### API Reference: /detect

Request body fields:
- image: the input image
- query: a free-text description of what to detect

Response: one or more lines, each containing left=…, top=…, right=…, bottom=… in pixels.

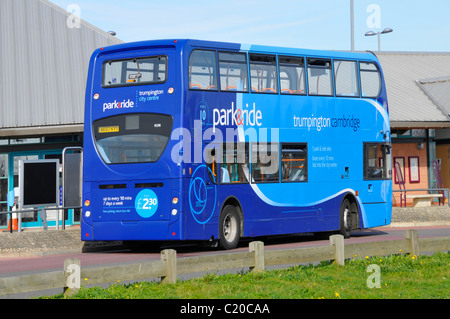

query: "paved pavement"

left=1, top=206, right=450, bottom=257
left=390, top=206, right=450, bottom=227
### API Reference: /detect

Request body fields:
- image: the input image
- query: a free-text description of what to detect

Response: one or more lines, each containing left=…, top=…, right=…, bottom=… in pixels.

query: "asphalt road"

left=1, top=225, right=449, bottom=298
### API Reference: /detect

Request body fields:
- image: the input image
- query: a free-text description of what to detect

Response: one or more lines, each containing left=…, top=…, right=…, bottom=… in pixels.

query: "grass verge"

left=43, top=252, right=449, bottom=299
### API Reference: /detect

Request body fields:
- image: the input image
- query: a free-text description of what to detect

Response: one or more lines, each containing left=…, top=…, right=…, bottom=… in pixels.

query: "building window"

left=0, top=154, right=8, bottom=226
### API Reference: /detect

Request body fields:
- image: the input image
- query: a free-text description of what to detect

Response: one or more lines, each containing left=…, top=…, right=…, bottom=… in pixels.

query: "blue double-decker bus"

left=82, top=39, right=392, bottom=249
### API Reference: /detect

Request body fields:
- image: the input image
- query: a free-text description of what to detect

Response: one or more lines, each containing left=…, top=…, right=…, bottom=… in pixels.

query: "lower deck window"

left=251, top=143, right=279, bottom=183
left=220, top=143, right=249, bottom=183
left=364, top=143, right=392, bottom=180
left=281, top=143, right=307, bottom=182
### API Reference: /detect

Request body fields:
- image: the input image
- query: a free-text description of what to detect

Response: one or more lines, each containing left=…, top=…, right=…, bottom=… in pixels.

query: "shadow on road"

left=82, top=228, right=389, bottom=255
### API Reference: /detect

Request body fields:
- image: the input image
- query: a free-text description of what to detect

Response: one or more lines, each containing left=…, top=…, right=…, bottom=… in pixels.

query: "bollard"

left=249, top=241, right=265, bottom=273
left=404, top=229, right=419, bottom=256
left=330, top=234, right=345, bottom=266
left=161, top=249, right=177, bottom=284
left=64, top=258, right=81, bottom=298
left=39, top=208, right=48, bottom=231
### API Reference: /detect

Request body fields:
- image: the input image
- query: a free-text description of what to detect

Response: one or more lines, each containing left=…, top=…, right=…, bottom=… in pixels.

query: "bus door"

left=362, top=142, right=392, bottom=225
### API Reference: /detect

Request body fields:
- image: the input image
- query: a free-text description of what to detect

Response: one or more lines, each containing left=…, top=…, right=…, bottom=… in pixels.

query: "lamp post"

left=365, top=28, right=393, bottom=51
left=350, top=0, right=354, bottom=51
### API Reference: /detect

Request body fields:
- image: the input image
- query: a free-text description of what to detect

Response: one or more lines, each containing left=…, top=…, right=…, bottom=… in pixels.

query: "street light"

left=365, top=28, right=393, bottom=51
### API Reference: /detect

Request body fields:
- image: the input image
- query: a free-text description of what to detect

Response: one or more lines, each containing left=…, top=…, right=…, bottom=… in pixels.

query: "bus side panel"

left=239, top=194, right=342, bottom=238
left=83, top=221, right=171, bottom=241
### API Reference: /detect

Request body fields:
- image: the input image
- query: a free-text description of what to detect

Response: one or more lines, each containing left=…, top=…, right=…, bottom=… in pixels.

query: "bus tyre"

left=219, top=205, right=241, bottom=250
left=339, top=198, right=352, bottom=239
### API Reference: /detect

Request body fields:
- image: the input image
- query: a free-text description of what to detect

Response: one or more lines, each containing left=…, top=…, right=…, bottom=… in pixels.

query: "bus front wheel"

left=219, top=205, right=241, bottom=250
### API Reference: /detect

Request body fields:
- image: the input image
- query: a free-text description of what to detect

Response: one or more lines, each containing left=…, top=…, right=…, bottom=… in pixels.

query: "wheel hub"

left=223, top=214, right=237, bottom=241
left=343, top=208, right=351, bottom=229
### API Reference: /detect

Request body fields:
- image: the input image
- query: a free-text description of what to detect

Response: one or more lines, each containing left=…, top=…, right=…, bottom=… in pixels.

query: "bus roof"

left=93, top=39, right=379, bottom=63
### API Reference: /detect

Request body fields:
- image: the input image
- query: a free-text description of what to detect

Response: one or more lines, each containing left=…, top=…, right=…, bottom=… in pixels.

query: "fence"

left=0, top=206, right=82, bottom=233
left=0, top=230, right=449, bottom=297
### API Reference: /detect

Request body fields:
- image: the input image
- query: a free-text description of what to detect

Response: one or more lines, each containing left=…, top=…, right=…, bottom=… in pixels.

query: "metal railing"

left=0, top=206, right=82, bottom=233
left=393, top=188, right=450, bottom=207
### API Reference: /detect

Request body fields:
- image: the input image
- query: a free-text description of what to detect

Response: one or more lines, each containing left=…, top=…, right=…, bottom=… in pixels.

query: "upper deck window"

left=103, top=56, right=167, bottom=87
left=219, top=52, right=249, bottom=92
left=334, top=60, right=360, bottom=97
left=279, top=56, right=306, bottom=95
left=189, top=50, right=218, bottom=91
left=360, top=62, right=381, bottom=98
left=307, top=58, right=333, bottom=96
left=249, top=54, right=278, bottom=93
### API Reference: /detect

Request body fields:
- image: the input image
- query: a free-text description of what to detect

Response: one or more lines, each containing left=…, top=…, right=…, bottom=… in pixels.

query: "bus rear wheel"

left=339, top=198, right=352, bottom=239
left=219, top=205, right=241, bottom=250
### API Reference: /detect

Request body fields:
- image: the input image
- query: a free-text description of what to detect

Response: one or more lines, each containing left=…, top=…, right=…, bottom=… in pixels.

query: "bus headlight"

left=171, top=209, right=178, bottom=216
left=172, top=197, right=178, bottom=204
left=85, top=211, right=91, bottom=218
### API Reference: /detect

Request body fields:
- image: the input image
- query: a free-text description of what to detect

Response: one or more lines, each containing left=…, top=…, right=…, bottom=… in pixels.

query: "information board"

left=63, top=149, right=82, bottom=207
left=20, top=159, right=59, bottom=208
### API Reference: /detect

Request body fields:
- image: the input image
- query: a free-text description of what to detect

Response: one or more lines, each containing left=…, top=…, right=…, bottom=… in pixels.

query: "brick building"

left=377, top=52, right=450, bottom=206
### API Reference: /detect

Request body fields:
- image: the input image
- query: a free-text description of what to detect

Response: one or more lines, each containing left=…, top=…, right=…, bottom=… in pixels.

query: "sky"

left=49, top=0, right=450, bottom=52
